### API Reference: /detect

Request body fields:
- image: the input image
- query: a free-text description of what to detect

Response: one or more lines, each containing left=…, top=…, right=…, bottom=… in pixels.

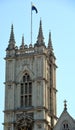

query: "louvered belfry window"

left=21, top=73, right=32, bottom=107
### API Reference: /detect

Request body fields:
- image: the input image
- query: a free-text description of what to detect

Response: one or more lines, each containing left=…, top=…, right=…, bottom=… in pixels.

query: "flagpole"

left=31, top=2, right=32, bottom=44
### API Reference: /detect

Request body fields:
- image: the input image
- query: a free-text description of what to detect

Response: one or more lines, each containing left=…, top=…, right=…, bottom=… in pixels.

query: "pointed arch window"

left=20, top=73, right=32, bottom=107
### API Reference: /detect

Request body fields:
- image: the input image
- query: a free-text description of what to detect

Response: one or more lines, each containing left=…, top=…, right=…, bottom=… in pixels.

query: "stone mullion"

left=24, top=83, right=25, bottom=107
left=27, top=82, right=29, bottom=106
left=11, top=124, right=14, bottom=130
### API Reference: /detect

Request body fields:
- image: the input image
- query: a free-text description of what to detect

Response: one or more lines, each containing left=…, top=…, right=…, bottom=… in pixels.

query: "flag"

left=32, top=5, right=38, bottom=13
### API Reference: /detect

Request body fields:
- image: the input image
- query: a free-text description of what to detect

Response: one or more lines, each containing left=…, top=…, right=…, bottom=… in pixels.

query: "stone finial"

left=64, top=100, right=67, bottom=111
left=36, top=19, right=45, bottom=46
left=48, top=31, right=53, bottom=50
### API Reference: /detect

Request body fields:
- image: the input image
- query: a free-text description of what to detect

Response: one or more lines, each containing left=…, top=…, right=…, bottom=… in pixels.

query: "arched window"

left=62, top=121, right=70, bottom=130
left=20, top=73, right=32, bottom=107
left=63, top=123, right=69, bottom=130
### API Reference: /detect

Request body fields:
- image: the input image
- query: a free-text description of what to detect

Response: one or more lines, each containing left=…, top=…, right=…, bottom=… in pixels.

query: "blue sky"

left=0, top=0, right=75, bottom=129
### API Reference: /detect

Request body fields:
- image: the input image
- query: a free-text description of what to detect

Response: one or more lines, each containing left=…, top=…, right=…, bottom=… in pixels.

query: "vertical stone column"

left=11, top=124, right=14, bottom=130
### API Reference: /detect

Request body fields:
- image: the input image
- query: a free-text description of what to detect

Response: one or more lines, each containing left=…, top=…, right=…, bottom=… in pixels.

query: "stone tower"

left=4, top=20, right=57, bottom=130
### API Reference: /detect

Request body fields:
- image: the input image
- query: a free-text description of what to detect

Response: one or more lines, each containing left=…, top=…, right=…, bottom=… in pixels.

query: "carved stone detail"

left=16, top=112, right=33, bottom=129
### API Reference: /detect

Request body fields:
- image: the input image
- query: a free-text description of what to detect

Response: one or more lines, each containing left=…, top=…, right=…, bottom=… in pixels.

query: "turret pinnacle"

left=6, top=24, right=16, bottom=50
left=48, top=32, right=53, bottom=50
left=22, top=35, right=24, bottom=46
left=20, top=35, right=25, bottom=49
left=36, top=20, right=45, bottom=46
left=9, top=24, right=15, bottom=44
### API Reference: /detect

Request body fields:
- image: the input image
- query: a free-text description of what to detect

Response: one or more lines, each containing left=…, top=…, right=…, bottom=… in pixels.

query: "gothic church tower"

left=4, top=20, right=57, bottom=130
